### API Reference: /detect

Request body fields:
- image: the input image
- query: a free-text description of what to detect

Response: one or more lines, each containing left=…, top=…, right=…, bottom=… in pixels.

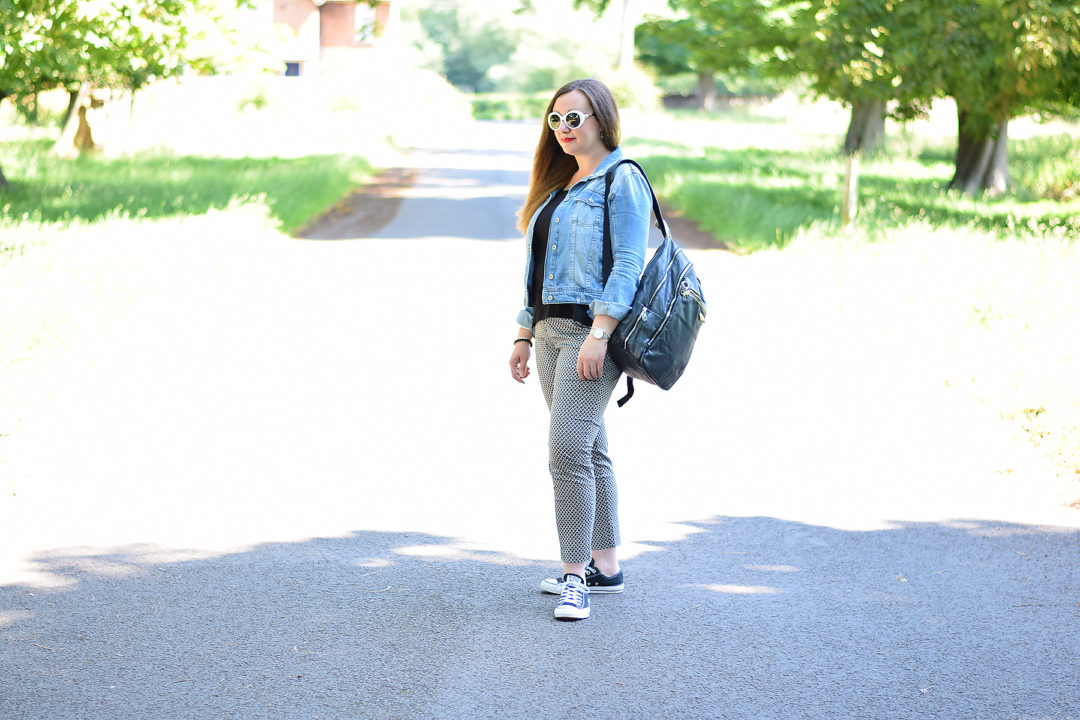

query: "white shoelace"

left=559, top=581, right=586, bottom=606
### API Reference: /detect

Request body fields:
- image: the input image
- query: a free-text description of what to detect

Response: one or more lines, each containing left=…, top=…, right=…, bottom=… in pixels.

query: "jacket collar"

left=587, top=146, right=625, bottom=182
left=546, top=147, right=625, bottom=200
left=544, top=146, right=630, bottom=201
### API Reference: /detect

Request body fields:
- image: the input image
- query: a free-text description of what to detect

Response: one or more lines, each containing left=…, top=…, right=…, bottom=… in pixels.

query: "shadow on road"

left=3, top=517, right=1077, bottom=719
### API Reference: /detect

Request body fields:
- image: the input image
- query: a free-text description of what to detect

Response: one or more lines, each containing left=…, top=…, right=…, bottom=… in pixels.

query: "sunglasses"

left=547, top=110, right=594, bottom=131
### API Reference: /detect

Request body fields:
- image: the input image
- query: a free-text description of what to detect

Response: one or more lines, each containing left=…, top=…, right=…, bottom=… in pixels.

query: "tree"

left=780, top=0, right=929, bottom=157
left=0, top=0, right=244, bottom=184
left=636, top=0, right=789, bottom=110
left=785, top=0, right=1080, bottom=194
left=916, top=0, right=1080, bottom=194
left=415, top=8, right=517, bottom=92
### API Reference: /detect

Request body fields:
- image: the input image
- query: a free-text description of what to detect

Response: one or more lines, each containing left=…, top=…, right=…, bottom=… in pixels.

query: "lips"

left=561, top=137, right=574, bottom=143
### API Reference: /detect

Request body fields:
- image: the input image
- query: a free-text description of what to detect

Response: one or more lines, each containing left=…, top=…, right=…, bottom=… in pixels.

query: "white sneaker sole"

left=540, top=578, right=624, bottom=595
left=554, top=604, right=590, bottom=620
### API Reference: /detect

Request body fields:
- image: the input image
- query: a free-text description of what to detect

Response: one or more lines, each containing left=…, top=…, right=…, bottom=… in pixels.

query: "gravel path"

left=2, top=120, right=1078, bottom=720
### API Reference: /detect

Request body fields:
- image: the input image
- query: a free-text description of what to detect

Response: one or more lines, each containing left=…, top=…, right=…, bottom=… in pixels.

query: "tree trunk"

left=59, top=88, right=80, bottom=130
left=843, top=99, right=886, bottom=156
left=53, top=82, right=92, bottom=158
left=697, top=71, right=717, bottom=112
left=949, top=107, right=1010, bottom=195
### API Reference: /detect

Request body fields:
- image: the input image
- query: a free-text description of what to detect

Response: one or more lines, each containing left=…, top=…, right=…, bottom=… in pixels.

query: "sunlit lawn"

left=623, top=100, right=1080, bottom=483
left=624, top=107, right=1080, bottom=252
left=2, top=87, right=1078, bottom=484
left=0, top=139, right=373, bottom=240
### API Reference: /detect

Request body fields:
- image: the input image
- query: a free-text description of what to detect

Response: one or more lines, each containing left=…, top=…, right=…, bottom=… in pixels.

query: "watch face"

left=592, top=328, right=605, bottom=339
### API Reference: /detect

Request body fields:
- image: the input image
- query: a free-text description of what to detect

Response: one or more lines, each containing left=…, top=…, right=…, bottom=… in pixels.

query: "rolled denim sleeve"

left=590, top=165, right=650, bottom=322
left=516, top=305, right=534, bottom=331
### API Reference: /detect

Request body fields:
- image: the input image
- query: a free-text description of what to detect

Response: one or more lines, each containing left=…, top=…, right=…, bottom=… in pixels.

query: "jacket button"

left=554, top=218, right=559, bottom=223
left=547, top=295, right=553, bottom=301
left=548, top=274, right=554, bottom=280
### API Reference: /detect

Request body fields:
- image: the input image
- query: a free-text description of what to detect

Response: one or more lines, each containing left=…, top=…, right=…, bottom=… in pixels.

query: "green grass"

left=625, top=128, right=1080, bottom=252
left=469, top=92, right=551, bottom=121
left=0, top=140, right=374, bottom=247
left=625, top=106, right=1080, bottom=483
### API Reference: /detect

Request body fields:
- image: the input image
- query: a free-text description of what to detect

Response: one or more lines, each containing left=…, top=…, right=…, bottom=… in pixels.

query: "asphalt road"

left=2, top=121, right=1079, bottom=720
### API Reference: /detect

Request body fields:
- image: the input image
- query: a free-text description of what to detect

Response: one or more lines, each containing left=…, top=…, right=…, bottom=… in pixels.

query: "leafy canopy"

left=0, top=0, right=246, bottom=99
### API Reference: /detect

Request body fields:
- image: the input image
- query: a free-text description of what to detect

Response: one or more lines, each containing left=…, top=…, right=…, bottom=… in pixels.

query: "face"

left=550, top=90, right=604, bottom=158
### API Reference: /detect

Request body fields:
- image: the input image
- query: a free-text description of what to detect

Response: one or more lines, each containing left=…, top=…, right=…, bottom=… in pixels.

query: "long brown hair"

left=517, top=78, right=621, bottom=234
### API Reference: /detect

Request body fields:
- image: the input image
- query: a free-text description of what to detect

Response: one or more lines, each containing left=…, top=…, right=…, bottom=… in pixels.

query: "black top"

left=529, top=189, right=591, bottom=327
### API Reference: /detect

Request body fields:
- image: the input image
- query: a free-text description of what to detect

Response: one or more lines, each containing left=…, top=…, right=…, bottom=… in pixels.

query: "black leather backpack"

left=602, top=159, right=707, bottom=407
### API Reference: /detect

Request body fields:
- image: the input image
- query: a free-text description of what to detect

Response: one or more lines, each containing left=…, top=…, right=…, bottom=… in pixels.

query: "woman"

left=508, top=78, right=651, bottom=621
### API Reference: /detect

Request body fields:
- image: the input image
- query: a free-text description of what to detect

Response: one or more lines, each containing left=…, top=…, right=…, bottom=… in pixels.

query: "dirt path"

left=297, top=128, right=724, bottom=249
left=296, top=167, right=419, bottom=240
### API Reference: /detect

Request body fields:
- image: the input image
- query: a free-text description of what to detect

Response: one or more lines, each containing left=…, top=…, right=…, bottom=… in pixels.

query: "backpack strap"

left=601, top=158, right=668, bottom=283
left=600, top=158, right=667, bottom=408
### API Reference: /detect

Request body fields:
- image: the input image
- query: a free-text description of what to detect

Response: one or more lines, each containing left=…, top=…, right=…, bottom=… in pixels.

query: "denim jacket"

left=517, top=147, right=651, bottom=331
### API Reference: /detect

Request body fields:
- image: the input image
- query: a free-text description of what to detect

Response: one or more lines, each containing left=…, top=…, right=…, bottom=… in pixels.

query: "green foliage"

left=1009, top=134, right=1080, bottom=200
left=0, top=0, right=86, bottom=98
left=0, top=140, right=373, bottom=234
left=402, top=0, right=631, bottom=95
left=782, top=0, right=916, bottom=107
left=943, top=0, right=1080, bottom=132
left=572, top=0, right=612, bottom=12
left=624, top=126, right=1080, bottom=252
left=637, top=0, right=789, bottom=78
left=635, top=21, right=694, bottom=77
left=415, top=8, right=517, bottom=92
left=0, top=0, right=238, bottom=99
left=7, top=93, right=64, bottom=127
left=783, top=0, right=1080, bottom=132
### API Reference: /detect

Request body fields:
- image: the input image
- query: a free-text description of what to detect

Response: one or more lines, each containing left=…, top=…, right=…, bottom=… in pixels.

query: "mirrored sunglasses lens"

left=547, top=113, right=561, bottom=130
left=565, top=112, right=583, bottom=129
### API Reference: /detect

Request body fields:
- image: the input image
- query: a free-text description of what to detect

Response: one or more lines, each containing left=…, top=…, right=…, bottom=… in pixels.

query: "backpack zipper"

left=620, top=249, right=682, bottom=348
left=646, top=263, right=697, bottom=348
left=681, top=284, right=707, bottom=322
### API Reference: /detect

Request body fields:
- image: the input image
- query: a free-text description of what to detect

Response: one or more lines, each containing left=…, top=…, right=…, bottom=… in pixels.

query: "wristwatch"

left=591, top=327, right=611, bottom=341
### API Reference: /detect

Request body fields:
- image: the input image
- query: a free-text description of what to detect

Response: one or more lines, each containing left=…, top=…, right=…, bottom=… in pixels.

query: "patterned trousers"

left=533, top=317, right=622, bottom=564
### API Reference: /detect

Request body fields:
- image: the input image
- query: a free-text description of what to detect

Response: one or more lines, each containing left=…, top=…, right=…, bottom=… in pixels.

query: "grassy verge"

left=0, top=140, right=373, bottom=254
left=625, top=130, right=1080, bottom=253
left=625, top=103, right=1079, bottom=484
left=469, top=92, right=551, bottom=121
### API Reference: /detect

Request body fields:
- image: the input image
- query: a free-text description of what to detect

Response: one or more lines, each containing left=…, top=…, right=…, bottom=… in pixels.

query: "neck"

left=574, top=149, right=610, bottom=179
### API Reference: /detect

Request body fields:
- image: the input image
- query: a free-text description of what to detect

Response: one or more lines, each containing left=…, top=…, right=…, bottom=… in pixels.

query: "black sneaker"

left=553, top=574, right=590, bottom=620
left=540, top=561, right=624, bottom=595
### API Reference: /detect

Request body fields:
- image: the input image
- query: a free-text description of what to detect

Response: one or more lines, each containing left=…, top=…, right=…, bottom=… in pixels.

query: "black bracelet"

left=514, top=337, right=532, bottom=346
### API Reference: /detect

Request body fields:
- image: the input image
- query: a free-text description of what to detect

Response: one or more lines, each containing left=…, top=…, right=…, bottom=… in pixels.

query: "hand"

left=509, top=342, right=531, bottom=384
left=576, top=335, right=608, bottom=381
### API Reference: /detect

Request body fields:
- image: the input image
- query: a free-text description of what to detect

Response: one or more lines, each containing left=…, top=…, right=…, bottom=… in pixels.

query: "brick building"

left=273, top=0, right=398, bottom=76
